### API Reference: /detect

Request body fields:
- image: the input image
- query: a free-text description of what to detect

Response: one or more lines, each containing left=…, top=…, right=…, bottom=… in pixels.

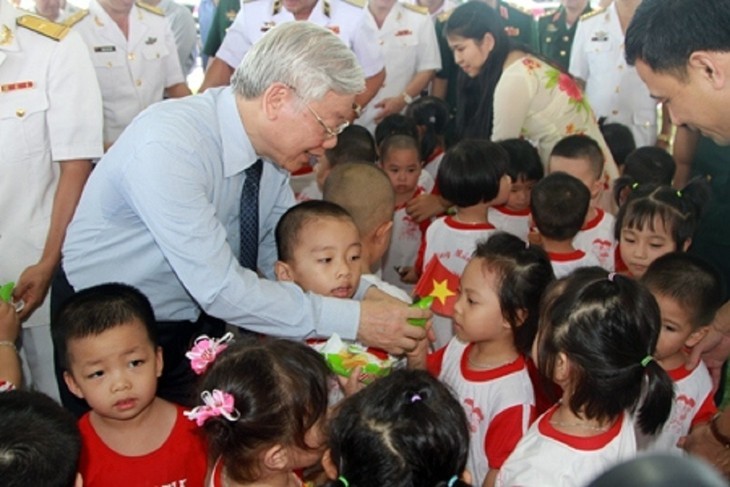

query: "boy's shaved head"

left=323, top=163, right=395, bottom=236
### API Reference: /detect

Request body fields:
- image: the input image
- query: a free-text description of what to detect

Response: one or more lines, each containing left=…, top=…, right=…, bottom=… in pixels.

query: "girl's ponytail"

left=636, top=356, right=674, bottom=435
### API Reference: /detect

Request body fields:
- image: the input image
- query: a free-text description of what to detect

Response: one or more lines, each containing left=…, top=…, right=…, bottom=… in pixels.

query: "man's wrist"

left=710, top=412, right=730, bottom=449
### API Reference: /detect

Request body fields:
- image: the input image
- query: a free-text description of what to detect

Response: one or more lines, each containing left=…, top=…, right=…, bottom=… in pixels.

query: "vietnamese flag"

left=413, top=255, right=460, bottom=316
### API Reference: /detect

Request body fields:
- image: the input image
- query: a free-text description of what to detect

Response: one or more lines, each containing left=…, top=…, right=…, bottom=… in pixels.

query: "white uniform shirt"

left=434, top=339, right=535, bottom=486
left=0, top=3, right=103, bottom=327
left=572, top=208, right=615, bottom=271
left=637, top=363, right=716, bottom=455
left=409, top=0, right=459, bottom=19
left=71, top=0, right=185, bottom=144
left=548, top=249, right=601, bottom=279
left=497, top=406, right=637, bottom=487
left=569, top=3, right=659, bottom=147
left=488, top=205, right=531, bottom=242
left=358, top=1, right=441, bottom=131
left=216, top=0, right=385, bottom=77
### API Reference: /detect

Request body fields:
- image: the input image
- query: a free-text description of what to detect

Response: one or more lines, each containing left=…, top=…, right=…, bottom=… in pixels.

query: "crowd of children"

left=2, top=98, right=727, bottom=487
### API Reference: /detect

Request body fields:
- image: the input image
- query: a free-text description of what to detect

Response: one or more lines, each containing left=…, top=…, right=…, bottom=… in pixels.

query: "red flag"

left=413, top=255, right=460, bottom=316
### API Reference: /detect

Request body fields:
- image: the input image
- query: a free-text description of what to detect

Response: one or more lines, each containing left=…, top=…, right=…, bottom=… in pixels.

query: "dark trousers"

left=50, top=267, right=226, bottom=417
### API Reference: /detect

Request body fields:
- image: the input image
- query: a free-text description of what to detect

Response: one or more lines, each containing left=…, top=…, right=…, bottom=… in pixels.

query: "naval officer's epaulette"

left=402, top=2, right=428, bottom=15
left=580, top=7, right=605, bottom=21
left=342, top=0, right=366, bottom=8
left=437, top=7, right=453, bottom=23
left=136, top=1, right=165, bottom=16
left=16, top=14, right=69, bottom=41
left=62, top=9, right=89, bottom=28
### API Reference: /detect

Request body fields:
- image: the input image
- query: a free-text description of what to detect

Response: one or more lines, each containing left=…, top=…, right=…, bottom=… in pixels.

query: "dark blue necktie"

left=239, top=159, right=263, bottom=271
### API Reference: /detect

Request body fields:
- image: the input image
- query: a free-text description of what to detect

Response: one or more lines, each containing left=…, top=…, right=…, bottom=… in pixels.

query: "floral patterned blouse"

left=493, top=55, right=619, bottom=180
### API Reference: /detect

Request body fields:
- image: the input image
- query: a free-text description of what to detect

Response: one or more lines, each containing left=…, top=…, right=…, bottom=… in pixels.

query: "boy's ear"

left=686, top=326, right=710, bottom=348
left=321, top=448, right=339, bottom=481
left=155, top=346, right=164, bottom=378
left=262, top=444, right=289, bottom=472
left=274, top=260, right=294, bottom=282
left=63, top=371, right=84, bottom=400
left=682, top=238, right=692, bottom=252
left=374, top=220, right=394, bottom=244
left=589, top=177, right=604, bottom=201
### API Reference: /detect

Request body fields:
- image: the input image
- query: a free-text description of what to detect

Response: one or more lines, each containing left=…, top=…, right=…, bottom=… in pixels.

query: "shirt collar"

left=217, top=87, right=260, bottom=177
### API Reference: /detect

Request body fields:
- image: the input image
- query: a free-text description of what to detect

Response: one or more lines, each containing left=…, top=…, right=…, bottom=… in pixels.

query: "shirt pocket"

left=90, top=48, right=127, bottom=93
left=0, top=88, right=49, bottom=162
left=141, top=41, right=170, bottom=61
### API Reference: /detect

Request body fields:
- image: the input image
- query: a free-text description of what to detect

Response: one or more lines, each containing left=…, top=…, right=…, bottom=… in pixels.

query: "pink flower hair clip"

left=184, top=389, right=241, bottom=426
left=185, top=332, right=234, bottom=375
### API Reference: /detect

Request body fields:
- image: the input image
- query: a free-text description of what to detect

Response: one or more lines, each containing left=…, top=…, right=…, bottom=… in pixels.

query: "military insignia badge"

left=145, top=36, right=157, bottom=45
left=225, top=9, right=237, bottom=21
left=1, top=80, right=34, bottom=92
left=504, top=26, right=520, bottom=37
left=546, top=23, right=557, bottom=32
left=0, top=24, right=12, bottom=46
left=590, top=30, right=608, bottom=42
left=261, top=20, right=275, bottom=32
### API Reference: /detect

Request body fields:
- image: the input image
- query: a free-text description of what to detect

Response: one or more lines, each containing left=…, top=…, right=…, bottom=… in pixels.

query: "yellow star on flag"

left=429, top=278, right=456, bottom=306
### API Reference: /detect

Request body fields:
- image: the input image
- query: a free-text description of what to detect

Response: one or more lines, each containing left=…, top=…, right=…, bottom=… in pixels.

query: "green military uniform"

left=203, top=0, right=241, bottom=58
left=537, top=3, right=591, bottom=70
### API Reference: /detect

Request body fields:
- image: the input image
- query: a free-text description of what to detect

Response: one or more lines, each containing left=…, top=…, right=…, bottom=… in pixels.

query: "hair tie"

left=631, top=182, right=639, bottom=189
left=641, top=355, right=654, bottom=367
left=447, top=475, right=459, bottom=487
left=525, top=240, right=530, bottom=249
left=184, top=389, right=241, bottom=426
left=338, top=476, right=350, bottom=487
left=676, top=189, right=683, bottom=198
left=607, top=272, right=616, bottom=282
left=428, top=115, right=436, bottom=124
left=186, top=332, right=234, bottom=375
left=410, top=393, right=422, bottom=403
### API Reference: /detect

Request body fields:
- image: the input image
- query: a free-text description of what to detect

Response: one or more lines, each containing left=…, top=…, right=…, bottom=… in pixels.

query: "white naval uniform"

left=70, top=0, right=185, bottom=145
left=0, top=2, right=103, bottom=398
left=359, top=1, right=441, bottom=132
left=216, top=0, right=385, bottom=77
left=409, top=0, right=459, bottom=19
left=569, top=3, right=659, bottom=147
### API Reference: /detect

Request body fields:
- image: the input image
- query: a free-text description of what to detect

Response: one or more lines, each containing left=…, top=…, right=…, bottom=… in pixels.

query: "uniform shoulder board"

left=537, top=8, right=558, bottom=21
left=341, top=0, right=366, bottom=8
left=62, top=9, right=89, bottom=27
left=501, top=0, right=533, bottom=17
left=135, top=1, right=165, bottom=16
left=16, top=14, right=69, bottom=41
left=436, top=7, right=453, bottom=23
left=580, top=7, right=605, bottom=21
left=242, top=0, right=256, bottom=3
left=402, top=2, right=428, bottom=15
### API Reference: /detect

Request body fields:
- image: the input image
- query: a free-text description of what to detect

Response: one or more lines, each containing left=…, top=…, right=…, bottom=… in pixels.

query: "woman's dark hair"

left=473, top=232, right=555, bottom=355
left=445, top=2, right=511, bottom=139
left=437, top=139, right=508, bottom=207
left=198, top=339, right=330, bottom=483
left=536, top=268, right=673, bottom=435
left=406, top=96, right=450, bottom=162
left=327, top=369, right=470, bottom=487
left=614, top=177, right=712, bottom=248
left=497, top=138, right=544, bottom=183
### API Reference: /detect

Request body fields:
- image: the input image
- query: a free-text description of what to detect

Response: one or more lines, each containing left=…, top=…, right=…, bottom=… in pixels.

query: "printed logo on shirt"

left=464, top=398, right=485, bottom=433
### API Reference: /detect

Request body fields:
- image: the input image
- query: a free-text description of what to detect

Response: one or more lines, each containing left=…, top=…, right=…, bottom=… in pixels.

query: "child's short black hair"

left=599, top=120, right=636, bottom=168
left=379, top=134, right=421, bottom=162
left=275, top=200, right=354, bottom=262
left=642, top=252, right=724, bottom=329
left=473, top=232, right=555, bottom=355
left=531, top=172, right=590, bottom=241
left=324, top=124, right=377, bottom=166
left=497, top=138, right=544, bottom=183
left=550, top=134, right=605, bottom=179
left=53, top=283, right=157, bottom=371
left=328, top=369, right=470, bottom=487
left=0, top=390, right=81, bottom=487
left=437, top=139, right=508, bottom=208
left=374, top=114, right=419, bottom=149
left=537, top=268, right=673, bottom=435
left=405, top=95, right=450, bottom=161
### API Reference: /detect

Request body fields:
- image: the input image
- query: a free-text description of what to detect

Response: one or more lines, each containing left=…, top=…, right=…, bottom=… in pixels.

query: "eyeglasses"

left=289, top=86, right=349, bottom=139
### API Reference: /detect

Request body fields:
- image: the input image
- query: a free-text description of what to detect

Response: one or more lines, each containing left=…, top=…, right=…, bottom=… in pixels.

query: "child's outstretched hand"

left=338, top=366, right=369, bottom=397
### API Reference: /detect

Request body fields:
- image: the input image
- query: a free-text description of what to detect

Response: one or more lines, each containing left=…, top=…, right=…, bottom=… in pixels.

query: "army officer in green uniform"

left=537, top=0, right=591, bottom=70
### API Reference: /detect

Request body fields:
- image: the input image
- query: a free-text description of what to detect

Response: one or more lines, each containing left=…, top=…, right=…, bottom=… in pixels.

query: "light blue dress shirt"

left=63, top=87, right=360, bottom=340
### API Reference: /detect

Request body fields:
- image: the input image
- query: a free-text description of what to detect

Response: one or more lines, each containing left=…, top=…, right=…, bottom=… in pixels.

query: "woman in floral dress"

left=445, top=1, right=618, bottom=179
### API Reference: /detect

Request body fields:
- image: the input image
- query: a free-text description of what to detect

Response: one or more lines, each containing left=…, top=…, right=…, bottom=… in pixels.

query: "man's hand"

left=13, top=261, right=54, bottom=321
left=357, top=295, right=429, bottom=355
left=687, top=300, right=730, bottom=391
left=679, top=416, right=730, bottom=477
left=405, top=193, right=448, bottom=223
left=373, top=96, right=407, bottom=124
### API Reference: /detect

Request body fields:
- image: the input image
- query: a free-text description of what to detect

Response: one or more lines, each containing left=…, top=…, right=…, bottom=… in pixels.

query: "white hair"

left=231, top=21, right=365, bottom=101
